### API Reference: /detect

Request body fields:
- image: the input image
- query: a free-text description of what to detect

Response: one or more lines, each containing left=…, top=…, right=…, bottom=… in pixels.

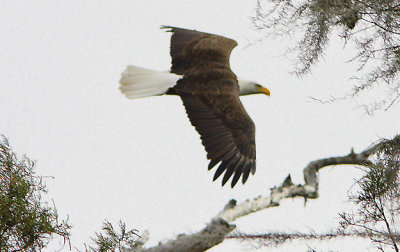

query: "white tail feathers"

left=119, top=66, right=180, bottom=99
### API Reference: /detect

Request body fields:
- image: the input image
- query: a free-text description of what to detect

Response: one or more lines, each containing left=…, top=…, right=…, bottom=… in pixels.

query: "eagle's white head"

left=237, top=77, right=270, bottom=96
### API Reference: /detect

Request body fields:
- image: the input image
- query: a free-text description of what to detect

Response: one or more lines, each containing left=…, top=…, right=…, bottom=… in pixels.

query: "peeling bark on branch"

left=133, top=142, right=385, bottom=252
left=142, top=219, right=235, bottom=252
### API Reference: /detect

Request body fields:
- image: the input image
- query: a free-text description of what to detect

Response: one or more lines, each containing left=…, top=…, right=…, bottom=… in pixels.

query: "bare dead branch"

left=130, top=139, right=389, bottom=252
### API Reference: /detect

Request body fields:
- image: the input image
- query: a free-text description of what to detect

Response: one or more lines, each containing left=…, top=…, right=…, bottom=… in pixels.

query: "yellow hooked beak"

left=256, top=85, right=270, bottom=96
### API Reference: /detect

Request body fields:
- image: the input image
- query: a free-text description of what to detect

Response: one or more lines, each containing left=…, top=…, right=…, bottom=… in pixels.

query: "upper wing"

left=162, top=26, right=238, bottom=75
left=177, top=80, right=256, bottom=188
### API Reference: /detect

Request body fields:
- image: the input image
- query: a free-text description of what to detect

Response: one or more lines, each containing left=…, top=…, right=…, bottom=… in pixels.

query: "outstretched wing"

left=162, top=26, right=237, bottom=76
left=163, top=26, right=256, bottom=187
left=179, top=89, right=256, bottom=188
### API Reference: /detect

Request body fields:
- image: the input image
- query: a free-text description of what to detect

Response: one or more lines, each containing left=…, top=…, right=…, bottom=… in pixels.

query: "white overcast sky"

left=1, top=1, right=399, bottom=251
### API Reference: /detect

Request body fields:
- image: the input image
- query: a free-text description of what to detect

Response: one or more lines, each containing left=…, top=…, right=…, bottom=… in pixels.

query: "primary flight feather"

left=120, top=26, right=270, bottom=188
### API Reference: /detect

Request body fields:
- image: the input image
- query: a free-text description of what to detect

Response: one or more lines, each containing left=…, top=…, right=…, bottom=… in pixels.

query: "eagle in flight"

left=119, top=26, right=270, bottom=188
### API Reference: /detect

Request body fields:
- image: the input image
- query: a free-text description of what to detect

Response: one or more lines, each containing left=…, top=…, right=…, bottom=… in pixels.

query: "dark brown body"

left=162, top=26, right=257, bottom=187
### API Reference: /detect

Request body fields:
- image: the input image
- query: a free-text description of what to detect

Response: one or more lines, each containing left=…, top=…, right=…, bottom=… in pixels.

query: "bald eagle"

left=120, top=26, right=270, bottom=188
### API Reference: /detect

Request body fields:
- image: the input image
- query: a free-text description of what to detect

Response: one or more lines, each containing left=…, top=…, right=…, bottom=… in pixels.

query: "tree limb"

left=133, top=141, right=386, bottom=252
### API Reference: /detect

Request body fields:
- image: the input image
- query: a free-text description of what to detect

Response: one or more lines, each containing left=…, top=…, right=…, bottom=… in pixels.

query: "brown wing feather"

left=177, top=83, right=256, bottom=188
left=162, top=26, right=237, bottom=75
